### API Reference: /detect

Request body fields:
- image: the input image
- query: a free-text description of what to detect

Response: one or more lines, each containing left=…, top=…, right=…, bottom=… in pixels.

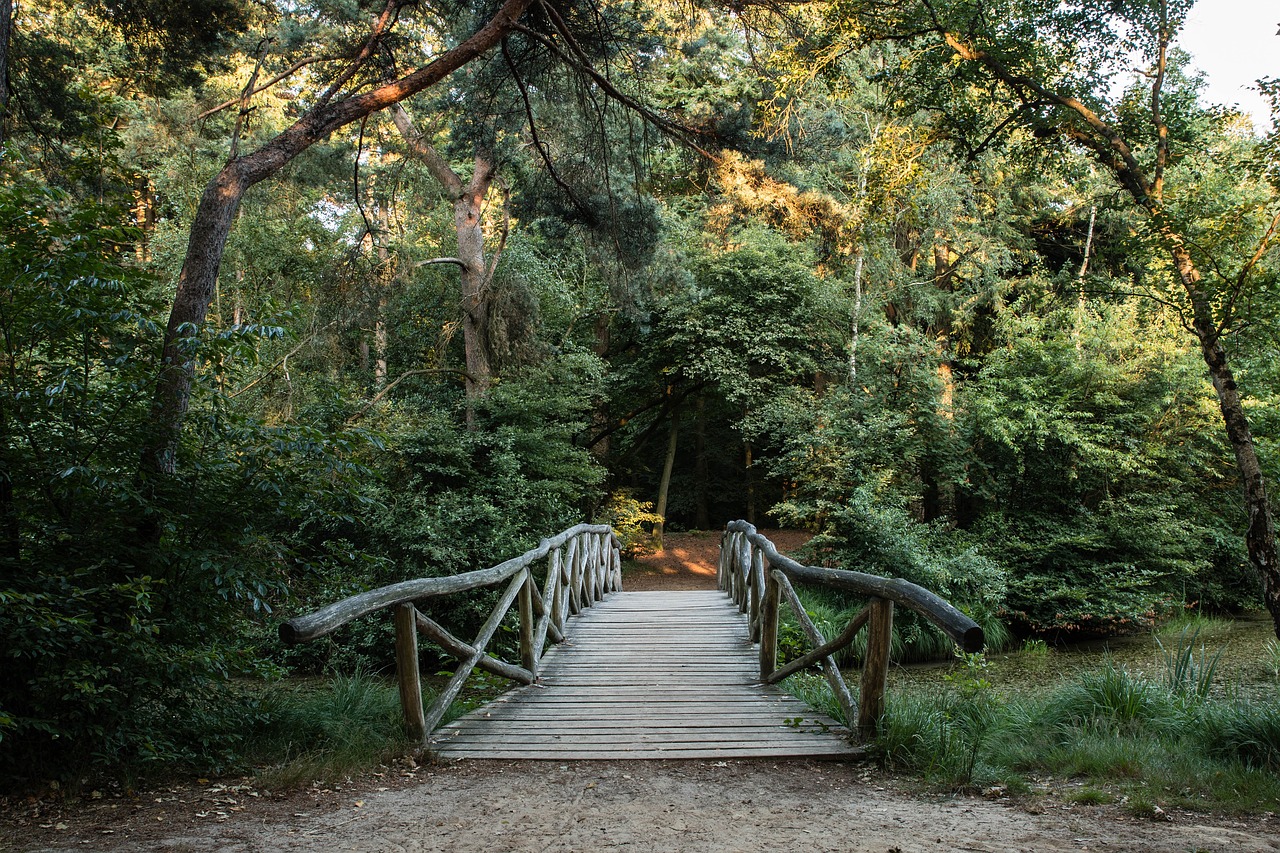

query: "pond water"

left=886, top=611, right=1280, bottom=702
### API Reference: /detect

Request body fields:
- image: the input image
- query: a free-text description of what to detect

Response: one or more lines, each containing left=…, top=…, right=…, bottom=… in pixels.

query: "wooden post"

left=566, top=537, right=582, bottom=615
left=549, top=548, right=566, bottom=634
left=749, top=546, right=766, bottom=642
left=519, top=568, right=536, bottom=676
left=736, top=536, right=751, bottom=614
left=759, top=566, right=780, bottom=679
left=858, top=597, right=894, bottom=739
left=393, top=603, right=427, bottom=743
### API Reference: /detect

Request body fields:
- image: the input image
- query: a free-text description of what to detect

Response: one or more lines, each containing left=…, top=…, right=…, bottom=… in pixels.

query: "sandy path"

left=625, top=529, right=810, bottom=591
left=21, top=759, right=1277, bottom=853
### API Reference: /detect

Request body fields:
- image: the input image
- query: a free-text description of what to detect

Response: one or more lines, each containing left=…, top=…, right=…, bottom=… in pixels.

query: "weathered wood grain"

left=393, top=603, right=427, bottom=742
left=280, top=523, right=615, bottom=644
left=858, top=597, right=894, bottom=738
left=723, top=520, right=983, bottom=652
left=432, top=590, right=860, bottom=760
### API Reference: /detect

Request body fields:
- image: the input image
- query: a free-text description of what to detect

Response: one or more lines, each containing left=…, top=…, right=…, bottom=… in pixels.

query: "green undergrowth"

left=97, top=669, right=509, bottom=793
left=784, top=640, right=1280, bottom=813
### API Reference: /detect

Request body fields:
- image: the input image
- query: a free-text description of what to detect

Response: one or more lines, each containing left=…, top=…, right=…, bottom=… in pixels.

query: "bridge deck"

left=430, top=590, right=860, bottom=759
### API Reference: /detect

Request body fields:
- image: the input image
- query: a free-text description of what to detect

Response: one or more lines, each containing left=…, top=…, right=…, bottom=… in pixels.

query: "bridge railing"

left=719, top=520, right=983, bottom=738
left=280, top=523, right=622, bottom=744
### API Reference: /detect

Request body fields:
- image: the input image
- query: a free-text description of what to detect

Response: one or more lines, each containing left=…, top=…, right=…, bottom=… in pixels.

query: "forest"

left=1, top=0, right=1279, bottom=787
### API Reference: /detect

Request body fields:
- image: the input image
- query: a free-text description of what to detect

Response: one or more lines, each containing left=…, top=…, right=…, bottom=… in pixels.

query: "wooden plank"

left=433, top=589, right=860, bottom=760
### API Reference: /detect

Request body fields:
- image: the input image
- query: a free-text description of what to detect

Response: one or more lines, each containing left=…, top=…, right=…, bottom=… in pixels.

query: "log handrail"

left=280, top=523, right=622, bottom=743
left=719, top=520, right=984, bottom=738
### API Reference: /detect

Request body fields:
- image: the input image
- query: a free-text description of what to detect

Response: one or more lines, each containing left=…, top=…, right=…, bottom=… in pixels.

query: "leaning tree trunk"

left=654, top=412, right=679, bottom=549
left=1172, top=240, right=1280, bottom=635
left=0, top=0, right=10, bottom=147
left=141, top=0, right=533, bottom=475
left=938, top=26, right=1280, bottom=638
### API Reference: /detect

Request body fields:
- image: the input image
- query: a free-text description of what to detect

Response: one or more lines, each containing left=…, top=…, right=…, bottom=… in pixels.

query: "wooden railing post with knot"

left=279, top=524, right=623, bottom=744
left=719, top=521, right=984, bottom=739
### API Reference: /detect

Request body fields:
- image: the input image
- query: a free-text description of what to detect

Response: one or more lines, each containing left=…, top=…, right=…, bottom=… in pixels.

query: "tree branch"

left=392, top=103, right=464, bottom=197
left=348, top=368, right=472, bottom=421
left=416, top=257, right=467, bottom=269
left=197, top=55, right=330, bottom=121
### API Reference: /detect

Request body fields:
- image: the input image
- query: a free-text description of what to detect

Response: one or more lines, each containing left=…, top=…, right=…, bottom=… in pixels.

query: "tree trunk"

left=654, top=411, right=679, bottom=548
left=744, top=440, right=756, bottom=526
left=392, top=106, right=500, bottom=401
left=0, top=0, right=10, bottom=146
left=590, top=313, right=611, bottom=464
left=456, top=158, right=496, bottom=399
left=1171, top=240, right=1280, bottom=635
left=694, top=393, right=709, bottom=529
left=0, top=448, right=17, bottom=560
left=141, top=0, right=533, bottom=475
left=374, top=268, right=389, bottom=390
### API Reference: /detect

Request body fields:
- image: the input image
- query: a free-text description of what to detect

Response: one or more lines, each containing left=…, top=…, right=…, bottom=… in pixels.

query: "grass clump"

left=246, top=672, right=411, bottom=788
left=806, top=647, right=1280, bottom=812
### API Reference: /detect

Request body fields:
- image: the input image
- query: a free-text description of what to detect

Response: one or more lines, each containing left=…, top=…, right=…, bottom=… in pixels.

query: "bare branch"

left=228, top=321, right=339, bottom=399
left=229, top=38, right=271, bottom=161
left=197, top=55, right=330, bottom=121
left=348, top=368, right=472, bottom=420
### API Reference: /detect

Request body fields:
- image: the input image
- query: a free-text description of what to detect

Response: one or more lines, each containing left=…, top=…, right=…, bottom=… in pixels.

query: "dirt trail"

left=624, top=529, right=810, bottom=591
left=9, top=759, right=1276, bottom=852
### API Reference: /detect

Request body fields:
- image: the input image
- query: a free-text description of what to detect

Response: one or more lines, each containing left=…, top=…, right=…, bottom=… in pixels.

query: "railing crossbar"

left=280, top=523, right=622, bottom=744
left=773, top=569, right=856, bottom=726
left=764, top=599, right=871, bottom=686
left=718, top=520, right=983, bottom=740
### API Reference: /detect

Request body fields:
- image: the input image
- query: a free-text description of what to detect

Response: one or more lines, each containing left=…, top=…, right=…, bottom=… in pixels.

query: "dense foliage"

left=1, top=0, right=1276, bottom=784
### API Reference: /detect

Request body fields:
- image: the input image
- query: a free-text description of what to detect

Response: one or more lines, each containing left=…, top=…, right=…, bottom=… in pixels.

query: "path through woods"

left=8, top=531, right=1277, bottom=852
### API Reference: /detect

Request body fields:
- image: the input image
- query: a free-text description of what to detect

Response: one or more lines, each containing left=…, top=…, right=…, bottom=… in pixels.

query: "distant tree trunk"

left=591, top=313, right=611, bottom=463
left=0, top=447, right=17, bottom=560
left=133, top=176, right=155, bottom=262
left=141, top=0, right=532, bottom=475
left=694, top=393, right=709, bottom=529
left=744, top=440, right=756, bottom=526
left=924, top=235, right=957, bottom=524
left=654, top=411, right=679, bottom=548
left=393, top=106, right=503, bottom=401
left=0, top=0, right=10, bottom=147
left=374, top=240, right=390, bottom=389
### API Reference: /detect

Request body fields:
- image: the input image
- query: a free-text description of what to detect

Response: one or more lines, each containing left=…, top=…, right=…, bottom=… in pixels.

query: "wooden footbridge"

left=282, top=522, right=983, bottom=760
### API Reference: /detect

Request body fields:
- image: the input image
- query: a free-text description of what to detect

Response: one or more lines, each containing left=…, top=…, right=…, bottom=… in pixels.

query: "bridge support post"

left=519, top=569, right=537, bottom=677
left=759, top=567, right=780, bottom=678
left=858, top=597, right=894, bottom=739
left=393, top=603, right=428, bottom=743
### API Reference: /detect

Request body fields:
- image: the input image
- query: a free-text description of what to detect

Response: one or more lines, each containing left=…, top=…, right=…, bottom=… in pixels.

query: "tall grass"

left=922, top=660, right=1280, bottom=809
left=1155, top=626, right=1224, bottom=700
left=783, top=646, right=1280, bottom=811
left=247, top=672, right=412, bottom=787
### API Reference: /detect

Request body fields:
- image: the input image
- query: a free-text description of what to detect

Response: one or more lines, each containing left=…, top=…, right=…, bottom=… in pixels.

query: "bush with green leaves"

left=0, top=170, right=380, bottom=784
left=961, top=300, right=1253, bottom=633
